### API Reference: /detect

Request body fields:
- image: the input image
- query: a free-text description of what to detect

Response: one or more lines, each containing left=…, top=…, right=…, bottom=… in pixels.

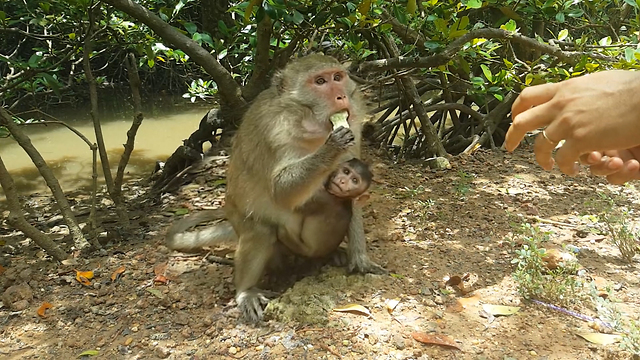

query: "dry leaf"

left=576, top=333, right=622, bottom=345
left=445, top=275, right=462, bottom=286
left=153, top=275, right=169, bottom=284
left=482, top=304, right=520, bottom=316
left=75, top=269, right=94, bottom=286
left=110, top=266, right=126, bottom=282
left=154, top=262, right=167, bottom=277
left=411, top=332, right=461, bottom=350
left=332, top=304, right=373, bottom=318
left=0, top=265, right=5, bottom=275
left=37, top=302, right=53, bottom=317
left=146, top=288, right=164, bottom=299
left=385, top=298, right=401, bottom=314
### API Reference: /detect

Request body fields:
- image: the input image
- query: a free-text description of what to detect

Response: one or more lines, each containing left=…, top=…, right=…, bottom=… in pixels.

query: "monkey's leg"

left=346, top=206, right=387, bottom=274
left=233, top=221, right=277, bottom=323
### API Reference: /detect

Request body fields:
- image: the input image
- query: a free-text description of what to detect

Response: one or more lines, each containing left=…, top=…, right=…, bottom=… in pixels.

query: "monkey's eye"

left=315, top=77, right=326, bottom=85
left=343, top=168, right=350, bottom=175
left=352, top=177, right=359, bottom=184
left=333, top=73, right=342, bottom=81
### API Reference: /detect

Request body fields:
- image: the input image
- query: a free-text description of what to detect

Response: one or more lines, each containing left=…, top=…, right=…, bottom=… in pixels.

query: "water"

left=0, top=99, right=213, bottom=198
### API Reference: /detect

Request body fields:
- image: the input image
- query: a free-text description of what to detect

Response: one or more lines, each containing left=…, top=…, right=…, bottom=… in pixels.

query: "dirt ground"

left=1, top=143, right=639, bottom=360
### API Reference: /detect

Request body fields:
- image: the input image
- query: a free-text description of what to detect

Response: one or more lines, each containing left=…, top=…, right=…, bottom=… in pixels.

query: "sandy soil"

left=1, top=144, right=639, bottom=360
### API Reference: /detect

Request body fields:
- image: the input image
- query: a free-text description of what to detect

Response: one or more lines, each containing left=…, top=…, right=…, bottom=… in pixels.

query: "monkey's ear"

left=354, top=192, right=370, bottom=206
left=272, top=70, right=287, bottom=94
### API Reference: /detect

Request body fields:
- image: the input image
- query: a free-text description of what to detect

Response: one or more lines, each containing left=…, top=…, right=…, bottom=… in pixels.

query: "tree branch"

left=359, top=28, right=617, bottom=72
left=243, top=16, right=273, bottom=101
left=100, top=0, right=245, bottom=108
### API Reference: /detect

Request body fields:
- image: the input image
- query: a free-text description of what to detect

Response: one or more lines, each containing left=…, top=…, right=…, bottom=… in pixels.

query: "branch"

left=100, top=0, right=245, bottom=108
left=359, top=28, right=617, bottom=72
left=0, top=28, right=63, bottom=40
left=0, top=155, right=69, bottom=261
left=0, top=107, right=90, bottom=250
left=243, top=16, right=273, bottom=101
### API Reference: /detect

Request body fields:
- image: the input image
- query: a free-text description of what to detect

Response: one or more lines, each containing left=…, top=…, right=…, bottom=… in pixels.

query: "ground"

left=1, top=143, right=639, bottom=360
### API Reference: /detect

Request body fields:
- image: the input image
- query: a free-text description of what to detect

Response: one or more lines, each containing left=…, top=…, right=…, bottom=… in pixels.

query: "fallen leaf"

left=411, top=332, right=461, bottom=350
left=77, top=349, right=99, bottom=357
left=146, top=288, right=164, bottom=299
left=154, top=262, right=167, bottom=277
left=174, top=208, right=190, bottom=216
left=482, top=304, right=520, bottom=316
left=445, top=275, right=462, bottom=286
left=111, top=266, right=126, bottom=282
left=332, top=304, right=373, bottom=318
left=153, top=275, right=169, bottom=284
left=0, top=265, right=5, bottom=275
left=576, top=333, right=622, bottom=345
left=75, top=269, right=94, bottom=286
left=385, top=298, right=401, bottom=314
left=37, top=302, right=53, bottom=317
left=62, top=258, right=79, bottom=266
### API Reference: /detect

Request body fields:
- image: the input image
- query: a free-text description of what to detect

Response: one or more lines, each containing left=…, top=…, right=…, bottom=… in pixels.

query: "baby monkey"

left=277, top=158, right=373, bottom=257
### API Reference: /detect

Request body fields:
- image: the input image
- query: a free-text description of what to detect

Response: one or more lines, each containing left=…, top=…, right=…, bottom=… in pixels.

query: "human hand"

left=581, top=148, right=640, bottom=185
left=505, top=70, right=640, bottom=176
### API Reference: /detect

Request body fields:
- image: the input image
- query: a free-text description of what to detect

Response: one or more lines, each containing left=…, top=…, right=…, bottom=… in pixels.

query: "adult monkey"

left=170, top=54, right=386, bottom=322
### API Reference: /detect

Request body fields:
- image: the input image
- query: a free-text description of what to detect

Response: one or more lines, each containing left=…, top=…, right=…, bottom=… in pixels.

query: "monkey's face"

left=300, top=68, right=354, bottom=123
left=326, top=165, right=369, bottom=199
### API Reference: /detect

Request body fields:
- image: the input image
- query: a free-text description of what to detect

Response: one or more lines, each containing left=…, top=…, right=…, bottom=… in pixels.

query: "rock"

left=154, top=346, right=171, bottom=358
left=2, top=283, right=33, bottom=310
left=425, top=157, right=452, bottom=170
left=393, top=334, right=405, bottom=350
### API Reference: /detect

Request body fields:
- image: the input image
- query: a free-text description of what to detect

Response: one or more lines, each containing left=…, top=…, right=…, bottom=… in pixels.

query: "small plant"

left=596, top=193, right=639, bottom=262
left=511, top=223, right=583, bottom=307
left=453, top=170, right=474, bottom=196
left=588, top=285, right=640, bottom=356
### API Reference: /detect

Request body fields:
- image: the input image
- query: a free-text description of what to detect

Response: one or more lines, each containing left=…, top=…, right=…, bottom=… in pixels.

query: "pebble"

left=229, top=346, right=238, bottom=354
left=155, top=346, right=171, bottom=358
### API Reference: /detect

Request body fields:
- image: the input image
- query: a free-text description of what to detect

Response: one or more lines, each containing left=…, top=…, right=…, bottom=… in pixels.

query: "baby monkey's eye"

left=343, top=168, right=350, bottom=174
left=352, top=177, right=358, bottom=184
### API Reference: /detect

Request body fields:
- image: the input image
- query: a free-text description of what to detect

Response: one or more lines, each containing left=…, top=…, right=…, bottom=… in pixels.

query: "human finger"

left=511, top=83, right=559, bottom=119
left=506, top=102, right=559, bottom=152
left=553, top=139, right=582, bottom=175
left=579, top=152, right=601, bottom=165
left=588, top=156, right=624, bottom=176
left=533, top=130, right=559, bottom=170
left=606, top=159, right=640, bottom=185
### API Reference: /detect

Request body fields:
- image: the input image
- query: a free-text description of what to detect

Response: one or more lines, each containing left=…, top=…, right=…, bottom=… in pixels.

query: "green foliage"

left=510, top=223, right=583, bottom=307
left=594, top=193, right=640, bottom=262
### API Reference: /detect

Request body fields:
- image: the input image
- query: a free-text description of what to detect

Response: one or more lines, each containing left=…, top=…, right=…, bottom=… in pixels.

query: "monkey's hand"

left=236, top=288, right=271, bottom=323
left=326, top=126, right=355, bottom=150
left=348, top=254, right=388, bottom=275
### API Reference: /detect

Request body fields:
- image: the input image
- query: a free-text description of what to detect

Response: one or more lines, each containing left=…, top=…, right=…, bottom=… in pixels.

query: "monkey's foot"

left=236, top=288, right=271, bottom=323
left=348, top=254, right=388, bottom=275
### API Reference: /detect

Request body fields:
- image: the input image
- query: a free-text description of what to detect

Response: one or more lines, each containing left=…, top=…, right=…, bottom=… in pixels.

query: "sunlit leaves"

left=623, top=0, right=639, bottom=8
left=500, top=19, right=517, bottom=32
left=558, top=29, right=569, bottom=41
left=463, top=0, right=483, bottom=9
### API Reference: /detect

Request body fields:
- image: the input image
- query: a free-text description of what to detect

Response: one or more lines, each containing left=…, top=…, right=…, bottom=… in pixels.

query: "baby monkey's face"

left=325, top=164, right=369, bottom=199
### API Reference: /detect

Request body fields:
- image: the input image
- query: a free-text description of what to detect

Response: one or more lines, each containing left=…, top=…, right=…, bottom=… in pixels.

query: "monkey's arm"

left=271, top=127, right=353, bottom=210
left=346, top=206, right=387, bottom=274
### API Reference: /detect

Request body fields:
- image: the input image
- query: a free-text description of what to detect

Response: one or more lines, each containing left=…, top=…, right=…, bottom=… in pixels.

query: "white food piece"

left=329, top=111, right=349, bottom=129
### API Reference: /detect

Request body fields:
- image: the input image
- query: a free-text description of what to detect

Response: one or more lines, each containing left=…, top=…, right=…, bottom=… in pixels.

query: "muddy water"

left=0, top=101, right=213, bottom=198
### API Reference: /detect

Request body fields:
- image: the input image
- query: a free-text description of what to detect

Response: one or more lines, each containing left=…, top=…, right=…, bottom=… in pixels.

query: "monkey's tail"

left=166, top=209, right=237, bottom=252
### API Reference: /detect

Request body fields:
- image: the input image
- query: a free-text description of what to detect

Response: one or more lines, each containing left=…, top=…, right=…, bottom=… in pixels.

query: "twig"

left=319, top=343, right=342, bottom=359
left=528, top=216, right=577, bottom=228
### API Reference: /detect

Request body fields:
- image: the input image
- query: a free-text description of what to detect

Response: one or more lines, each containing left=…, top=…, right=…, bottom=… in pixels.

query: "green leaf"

left=199, top=33, right=214, bottom=48
left=458, top=15, right=469, bottom=30
left=555, top=12, right=565, bottom=23
left=184, top=22, right=197, bottom=34
left=623, top=0, right=639, bottom=8
left=68, top=32, right=76, bottom=40
left=291, top=10, right=304, bottom=25
left=493, top=93, right=503, bottom=101
left=465, top=0, right=482, bottom=9
left=175, top=208, right=190, bottom=216
left=392, top=5, right=407, bottom=24
left=27, top=53, right=43, bottom=68
left=0, top=11, right=5, bottom=22
left=480, top=64, right=493, bottom=82
left=501, top=19, right=516, bottom=32
left=625, top=47, right=635, bottom=62
left=40, top=73, right=61, bottom=96
left=77, top=350, right=99, bottom=357
left=599, top=36, right=612, bottom=46
left=558, top=29, right=568, bottom=41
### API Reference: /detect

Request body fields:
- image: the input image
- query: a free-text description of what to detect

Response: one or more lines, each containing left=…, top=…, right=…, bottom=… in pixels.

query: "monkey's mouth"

left=329, top=110, right=350, bottom=128
left=328, top=181, right=345, bottom=195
